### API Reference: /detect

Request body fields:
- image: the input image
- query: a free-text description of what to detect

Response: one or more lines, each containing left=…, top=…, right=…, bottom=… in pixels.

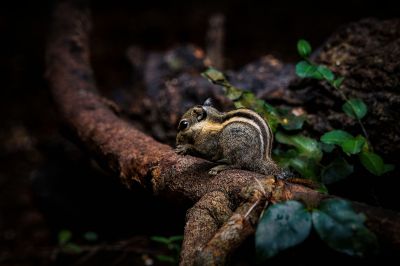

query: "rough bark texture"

left=181, top=191, right=232, bottom=265
left=46, top=1, right=400, bottom=265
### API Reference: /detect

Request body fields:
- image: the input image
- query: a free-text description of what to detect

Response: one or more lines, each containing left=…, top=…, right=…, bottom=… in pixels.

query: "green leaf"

left=58, top=229, right=72, bottom=245
left=297, top=39, right=312, bottom=58
left=321, top=157, right=354, bottom=185
left=201, top=67, right=226, bottom=85
left=83, top=231, right=98, bottom=242
left=201, top=68, right=281, bottom=133
left=256, top=201, right=312, bottom=260
left=333, top=77, right=345, bottom=88
left=273, top=149, right=299, bottom=164
left=317, top=65, right=335, bottom=82
left=296, top=61, right=323, bottom=79
left=316, top=184, right=329, bottom=194
left=341, top=135, right=366, bottom=155
left=321, top=143, right=335, bottom=153
left=342, top=98, right=368, bottom=120
left=152, top=235, right=182, bottom=254
left=274, top=148, right=319, bottom=179
left=233, top=90, right=254, bottom=105
left=312, top=199, right=378, bottom=257
left=263, top=102, right=279, bottom=115
left=384, top=164, right=395, bottom=173
left=261, top=103, right=280, bottom=133
left=281, top=114, right=306, bottom=130
left=280, top=113, right=306, bottom=131
left=320, top=130, right=353, bottom=145
left=264, top=116, right=279, bottom=133
left=202, top=67, right=244, bottom=100
left=168, top=243, right=181, bottom=252
left=156, top=255, right=176, bottom=263
left=276, top=132, right=323, bottom=162
left=168, top=235, right=184, bottom=243
left=359, top=151, right=394, bottom=176
left=289, top=157, right=319, bottom=179
left=63, top=243, right=82, bottom=254
left=151, top=236, right=171, bottom=245
left=225, top=86, right=244, bottom=101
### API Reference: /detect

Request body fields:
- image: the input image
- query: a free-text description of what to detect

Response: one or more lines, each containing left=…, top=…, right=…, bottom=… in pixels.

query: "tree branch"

left=181, top=191, right=232, bottom=265
left=195, top=184, right=267, bottom=266
left=46, top=1, right=400, bottom=265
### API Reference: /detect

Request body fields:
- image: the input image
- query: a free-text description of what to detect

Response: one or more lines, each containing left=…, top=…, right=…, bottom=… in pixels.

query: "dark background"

left=1, top=0, right=398, bottom=265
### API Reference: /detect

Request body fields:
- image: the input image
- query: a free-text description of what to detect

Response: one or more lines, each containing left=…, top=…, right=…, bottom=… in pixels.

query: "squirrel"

left=175, top=99, right=283, bottom=176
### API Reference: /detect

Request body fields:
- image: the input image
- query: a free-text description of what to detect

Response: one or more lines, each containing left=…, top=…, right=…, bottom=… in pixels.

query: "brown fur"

left=176, top=105, right=281, bottom=176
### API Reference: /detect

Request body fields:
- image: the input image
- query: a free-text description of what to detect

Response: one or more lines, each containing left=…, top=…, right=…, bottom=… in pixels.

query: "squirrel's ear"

left=203, top=98, right=213, bottom=107
left=192, top=106, right=207, bottom=121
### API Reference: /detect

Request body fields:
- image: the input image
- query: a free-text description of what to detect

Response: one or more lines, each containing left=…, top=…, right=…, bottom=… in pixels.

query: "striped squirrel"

left=175, top=99, right=282, bottom=176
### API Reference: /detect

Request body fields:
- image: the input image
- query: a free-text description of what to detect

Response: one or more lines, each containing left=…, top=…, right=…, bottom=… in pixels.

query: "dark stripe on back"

left=223, top=109, right=273, bottom=158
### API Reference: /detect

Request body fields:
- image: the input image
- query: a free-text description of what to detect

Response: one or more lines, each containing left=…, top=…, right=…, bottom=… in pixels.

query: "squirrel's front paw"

left=175, top=145, right=188, bottom=155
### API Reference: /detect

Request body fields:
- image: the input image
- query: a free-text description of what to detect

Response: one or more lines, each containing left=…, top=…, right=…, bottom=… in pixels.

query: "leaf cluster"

left=201, top=39, right=394, bottom=259
left=202, top=40, right=393, bottom=183
left=296, top=39, right=393, bottom=177
left=321, top=130, right=393, bottom=176
left=57, top=230, right=98, bottom=254
left=255, top=200, right=378, bottom=261
left=151, top=235, right=183, bottom=264
left=202, top=68, right=305, bottom=132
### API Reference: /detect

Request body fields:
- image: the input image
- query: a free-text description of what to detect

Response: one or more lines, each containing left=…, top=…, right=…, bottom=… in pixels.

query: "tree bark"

left=46, top=1, right=400, bottom=265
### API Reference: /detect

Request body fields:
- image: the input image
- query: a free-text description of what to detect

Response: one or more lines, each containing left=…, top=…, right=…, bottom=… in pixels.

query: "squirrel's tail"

left=259, top=160, right=286, bottom=177
left=275, top=168, right=295, bottom=179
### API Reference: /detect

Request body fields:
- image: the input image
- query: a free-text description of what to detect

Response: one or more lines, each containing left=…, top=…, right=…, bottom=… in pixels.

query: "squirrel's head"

left=176, top=98, right=220, bottom=145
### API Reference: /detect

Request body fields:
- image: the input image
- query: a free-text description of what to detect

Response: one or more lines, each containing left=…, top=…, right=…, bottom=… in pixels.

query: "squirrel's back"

left=215, top=108, right=273, bottom=160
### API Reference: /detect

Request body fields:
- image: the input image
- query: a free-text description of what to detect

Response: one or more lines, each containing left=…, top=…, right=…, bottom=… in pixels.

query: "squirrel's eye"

left=178, top=120, right=189, bottom=131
